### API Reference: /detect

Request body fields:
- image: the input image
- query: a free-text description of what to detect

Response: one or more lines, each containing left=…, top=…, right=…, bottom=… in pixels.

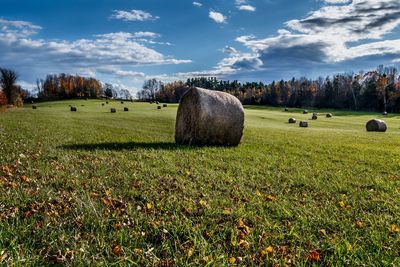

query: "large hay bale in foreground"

left=366, top=119, right=387, bottom=132
left=288, top=118, right=296, bottom=124
left=70, top=106, right=77, bottom=112
left=175, top=87, right=244, bottom=146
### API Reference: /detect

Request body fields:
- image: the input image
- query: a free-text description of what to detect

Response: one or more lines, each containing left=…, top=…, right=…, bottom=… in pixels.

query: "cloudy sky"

left=1, top=0, right=400, bottom=94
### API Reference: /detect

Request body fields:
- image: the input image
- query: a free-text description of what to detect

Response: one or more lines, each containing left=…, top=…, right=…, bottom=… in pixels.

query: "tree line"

left=138, top=65, right=400, bottom=112
left=0, top=68, right=29, bottom=107
left=0, top=68, right=134, bottom=106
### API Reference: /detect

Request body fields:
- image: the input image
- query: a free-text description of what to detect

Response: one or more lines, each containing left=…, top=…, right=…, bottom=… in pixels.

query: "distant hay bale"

left=175, top=87, right=245, bottom=146
left=312, top=114, right=318, bottom=120
left=303, top=110, right=308, bottom=114
left=156, top=101, right=160, bottom=104
left=326, top=113, right=333, bottom=118
left=288, top=117, right=296, bottom=123
left=366, top=119, right=387, bottom=132
left=157, top=106, right=162, bottom=109
left=106, top=101, right=109, bottom=104
left=32, top=105, right=37, bottom=110
left=163, top=104, right=168, bottom=107
left=284, top=108, right=289, bottom=111
left=102, top=103, right=105, bottom=106
left=299, top=121, right=308, bottom=127
left=124, top=107, right=129, bottom=111
left=70, top=106, right=77, bottom=112
left=382, top=111, right=388, bottom=116
left=121, top=101, right=124, bottom=104
left=111, top=108, right=116, bottom=113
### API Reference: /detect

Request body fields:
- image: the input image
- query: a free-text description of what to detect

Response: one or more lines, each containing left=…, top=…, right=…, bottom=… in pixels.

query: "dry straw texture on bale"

left=288, top=118, right=296, bottom=124
left=366, top=119, right=387, bottom=132
left=175, top=87, right=245, bottom=146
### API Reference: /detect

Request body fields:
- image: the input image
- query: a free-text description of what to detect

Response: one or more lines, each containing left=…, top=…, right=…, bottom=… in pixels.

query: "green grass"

left=0, top=100, right=399, bottom=266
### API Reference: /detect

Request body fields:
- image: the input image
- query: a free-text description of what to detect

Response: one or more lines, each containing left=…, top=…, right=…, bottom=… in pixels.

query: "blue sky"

left=1, top=0, right=400, bottom=94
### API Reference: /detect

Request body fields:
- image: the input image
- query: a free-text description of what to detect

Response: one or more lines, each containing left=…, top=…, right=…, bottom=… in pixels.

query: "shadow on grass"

left=61, top=141, right=241, bottom=151
left=61, top=141, right=206, bottom=151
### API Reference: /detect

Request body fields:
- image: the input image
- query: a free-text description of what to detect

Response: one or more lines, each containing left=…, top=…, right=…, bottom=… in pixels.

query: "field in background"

left=0, top=100, right=399, bottom=266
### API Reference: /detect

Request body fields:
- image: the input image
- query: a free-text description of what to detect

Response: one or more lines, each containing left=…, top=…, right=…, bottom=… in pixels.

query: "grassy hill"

left=0, top=100, right=399, bottom=265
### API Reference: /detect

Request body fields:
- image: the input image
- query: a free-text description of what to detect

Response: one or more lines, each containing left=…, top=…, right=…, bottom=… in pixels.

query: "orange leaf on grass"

left=306, top=250, right=321, bottom=262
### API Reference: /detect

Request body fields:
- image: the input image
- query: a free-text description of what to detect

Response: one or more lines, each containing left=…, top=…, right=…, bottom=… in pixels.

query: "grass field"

left=0, top=100, right=399, bottom=266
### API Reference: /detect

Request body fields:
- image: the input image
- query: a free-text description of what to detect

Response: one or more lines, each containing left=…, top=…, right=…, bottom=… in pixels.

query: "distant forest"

left=1, top=65, right=400, bottom=112
left=138, top=65, right=400, bottom=112
left=0, top=70, right=133, bottom=107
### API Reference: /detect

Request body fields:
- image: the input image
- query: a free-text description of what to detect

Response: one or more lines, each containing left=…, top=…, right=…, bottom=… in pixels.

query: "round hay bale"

left=326, top=113, right=333, bottom=118
left=366, top=119, right=387, bottom=132
left=111, top=108, right=116, bottom=113
left=70, top=106, right=77, bottom=112
left=312, top=114, right=318, bottom=120
left=102, top=103, right=105, bottom=106
left=303, top=110, right=308, bottom=114
left=106, top=101, right=109, bottom=104
left=163, top=104, right=168, bottom=108
left=299, top=121, right=308, bottom=127
left=382, top=111, right=388, bottom=116
left=288, top=117, right=296, bottom=123
left=32, top=105, right=37, bottom=110
left=157, top=106, right=162, bottom=109
left=284, top=108, right=289, bottom=112
left=175, top=87, right=245, bottom=146
left=124, top=107, right=129, bottom=111
left=121, top=101, right=124, bottom=104
left=156, top=101, right=160, bottom=104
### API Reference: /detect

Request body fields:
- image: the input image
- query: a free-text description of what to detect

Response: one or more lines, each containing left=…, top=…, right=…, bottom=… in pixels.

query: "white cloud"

left=235, top=0, right=247, bottom=5
left=209, top=11, right=227, bottom=23
left=0, top=18, right=191, bottom=89
left=193, top=2, right=203, bottom=7
left=213, top=0, right=400, bottom=76
left=238, top=5, right=256, bottom=11
left=323, top=0, right=350, bottom=3
left=110, top=9, right=159, bottom=21
left=222, top=46, right=239, bottom=54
